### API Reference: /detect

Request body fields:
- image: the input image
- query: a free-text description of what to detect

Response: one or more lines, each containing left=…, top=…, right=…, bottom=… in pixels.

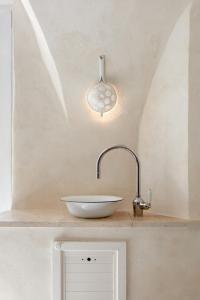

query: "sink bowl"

left=61, top=195, right=122, bottom=218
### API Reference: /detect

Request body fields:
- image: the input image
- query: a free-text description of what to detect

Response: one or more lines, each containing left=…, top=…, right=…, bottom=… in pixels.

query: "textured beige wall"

left=0, top=7, right=12, bottom=212
left=189, top=0, right=200, bottom=218
left=0, top=226, right=200, bottom=300
left=139, top=5, right=190, bottom=219
left=4, top=2, right=200, bottom=300
left=12, top=0, right=190, bottom=210
left=139, top=0, right=200, bottom=219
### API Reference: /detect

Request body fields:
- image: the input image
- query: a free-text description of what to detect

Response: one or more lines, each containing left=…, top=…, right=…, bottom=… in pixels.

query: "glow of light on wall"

left=86, top=95, right=122, bottom=124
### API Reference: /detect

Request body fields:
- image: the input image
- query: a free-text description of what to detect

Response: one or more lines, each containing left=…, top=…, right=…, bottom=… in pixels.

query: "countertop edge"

left=0, top=209, right=198, bottom=228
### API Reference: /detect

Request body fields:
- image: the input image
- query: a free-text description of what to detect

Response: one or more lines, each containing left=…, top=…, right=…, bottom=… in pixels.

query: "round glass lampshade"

left=87, top=81, right=117, bottom=116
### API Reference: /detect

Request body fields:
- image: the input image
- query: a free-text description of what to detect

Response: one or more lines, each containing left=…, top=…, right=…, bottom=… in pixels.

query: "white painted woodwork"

left=65, top=262, right=113, bottom=273
left=65, top=291, right=113, bottom=300
left=53, top=242, right=126, bottom=300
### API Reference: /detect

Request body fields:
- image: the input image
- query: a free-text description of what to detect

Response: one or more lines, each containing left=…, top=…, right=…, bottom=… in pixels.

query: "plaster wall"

left=12, top=0, right=190, bottom=211
left=0, top=226, right=199, bottom=300
left=0, top=7, right=12, bottom=212
left=139, top=0, right=200, bottom=219
left=139, top=5, right=190, bottom=218
left=1, top=2, right=200, bottom=300
left=188, top=0, right=200, bottom=218
left=1, top=2, right=199, bottom=299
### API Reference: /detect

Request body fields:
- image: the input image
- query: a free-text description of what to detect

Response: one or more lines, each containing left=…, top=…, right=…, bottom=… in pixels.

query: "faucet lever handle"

left=147, top=188, right=152, bottom=206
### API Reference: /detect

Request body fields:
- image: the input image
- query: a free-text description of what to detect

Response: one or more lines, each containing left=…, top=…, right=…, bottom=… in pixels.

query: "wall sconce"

left=87, top=55, right=117, bottom=117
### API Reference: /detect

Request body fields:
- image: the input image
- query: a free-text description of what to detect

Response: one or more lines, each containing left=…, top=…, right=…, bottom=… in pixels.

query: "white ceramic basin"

left=61, top=195, right=122, bottom=218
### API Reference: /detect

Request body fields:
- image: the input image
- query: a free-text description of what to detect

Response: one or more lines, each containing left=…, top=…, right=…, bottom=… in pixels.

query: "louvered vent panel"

left=64, top=251, right=114, bottom=300
left=53, top=242, right=126, bottom=300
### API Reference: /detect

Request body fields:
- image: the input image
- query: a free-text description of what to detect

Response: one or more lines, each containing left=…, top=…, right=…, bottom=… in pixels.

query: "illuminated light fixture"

left=87, top=55, right=117, bottom=116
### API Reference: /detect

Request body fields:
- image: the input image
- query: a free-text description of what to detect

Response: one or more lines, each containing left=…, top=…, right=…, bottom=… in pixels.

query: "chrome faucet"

left=96, top=145, right=151, bottom=217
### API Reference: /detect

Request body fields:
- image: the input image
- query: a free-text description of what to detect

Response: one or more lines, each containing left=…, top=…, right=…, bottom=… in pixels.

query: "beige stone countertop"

left=0, top=209, right=131, bottom=227
left=0, top=209, right=198, bottom=227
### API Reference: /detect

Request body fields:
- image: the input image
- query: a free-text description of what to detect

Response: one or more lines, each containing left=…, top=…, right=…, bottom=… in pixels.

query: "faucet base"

left=133, top=197, right=144, bottom=217
left=133, top=203, right=143, bottom=217
left=133, top=207, right=143, bottom=217
left=133, top=197, right=151, bottom=217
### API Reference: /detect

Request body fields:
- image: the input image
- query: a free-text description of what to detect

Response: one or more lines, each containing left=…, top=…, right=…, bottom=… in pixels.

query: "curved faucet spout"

left=96, top=145, right=141, bottom=198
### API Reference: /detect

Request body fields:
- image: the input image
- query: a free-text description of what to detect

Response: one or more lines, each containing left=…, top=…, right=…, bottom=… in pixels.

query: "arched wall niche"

left=139, top=1, right=200, bottom=219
